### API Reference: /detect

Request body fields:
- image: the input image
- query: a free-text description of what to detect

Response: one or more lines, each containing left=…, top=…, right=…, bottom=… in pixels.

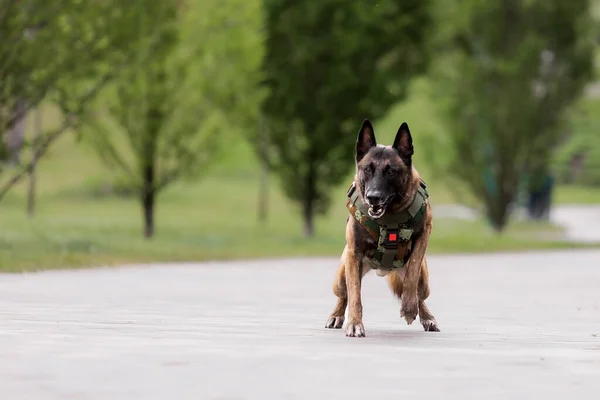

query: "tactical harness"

left=346, top=179, right=429, bottom=271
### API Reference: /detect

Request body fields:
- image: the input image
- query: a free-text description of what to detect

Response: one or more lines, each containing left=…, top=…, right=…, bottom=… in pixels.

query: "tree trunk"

left=27, top=107, right=42, bottom=218
left=257, top=116, right=269, bottom=223
left=486, top=186, right=511, bottom=232
left=303, top=198, right=314, bottom=237
left=258, top=160, right=269, bottom=223
left=303, top=160, right=316, bottom=237
left=141, top=165, right=155, bottom=239
left=487, top=206, right=508, bottom=232
left=7, top=98, right=27, bottom=166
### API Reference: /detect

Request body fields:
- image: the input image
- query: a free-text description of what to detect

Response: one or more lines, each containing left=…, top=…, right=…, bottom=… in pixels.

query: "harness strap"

left=346, top=184, right=379, bottom=240
left=346, top=180, right=429, bottom=270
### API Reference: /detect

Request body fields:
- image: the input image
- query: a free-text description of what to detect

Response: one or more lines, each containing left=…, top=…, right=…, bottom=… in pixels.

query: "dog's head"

left=354, top=119, right=414, bottom=219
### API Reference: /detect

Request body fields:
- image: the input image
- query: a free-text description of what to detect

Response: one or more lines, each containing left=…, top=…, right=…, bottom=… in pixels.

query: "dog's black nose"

left=366, top=192, right=383, bottom=205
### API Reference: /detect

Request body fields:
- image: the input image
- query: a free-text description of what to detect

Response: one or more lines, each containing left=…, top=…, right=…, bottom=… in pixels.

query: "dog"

left=325, top=119, right=440, bottom=337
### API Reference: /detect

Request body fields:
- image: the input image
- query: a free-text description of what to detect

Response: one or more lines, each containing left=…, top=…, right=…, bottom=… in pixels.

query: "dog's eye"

left=387, top=168, right=397, bottom=176
left=364, top=166, right=373, bottom=174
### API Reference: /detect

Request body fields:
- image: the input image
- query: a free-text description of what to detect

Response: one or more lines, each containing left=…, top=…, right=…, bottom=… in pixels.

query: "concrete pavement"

left=1, top=251, right=600, bottom=400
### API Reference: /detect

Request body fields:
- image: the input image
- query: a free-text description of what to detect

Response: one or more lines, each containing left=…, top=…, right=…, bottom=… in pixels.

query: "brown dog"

left=325, top=119, right=440, bottom=337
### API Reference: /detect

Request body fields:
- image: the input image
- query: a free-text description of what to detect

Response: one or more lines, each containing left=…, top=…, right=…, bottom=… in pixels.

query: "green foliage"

left=260, top=0, right=431, bottom=236
left=0, top=0, right=168, bottom=196
left=553, top=96, right=600, bottom=185
left=0, top=0, right=143, bottom=130
left=83, top=0, right=265, bottom=237
left=429, top=0, right=597, bottom=230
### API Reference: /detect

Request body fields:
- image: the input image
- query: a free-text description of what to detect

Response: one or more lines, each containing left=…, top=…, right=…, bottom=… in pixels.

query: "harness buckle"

left=382, top=228, right=400, bottom=249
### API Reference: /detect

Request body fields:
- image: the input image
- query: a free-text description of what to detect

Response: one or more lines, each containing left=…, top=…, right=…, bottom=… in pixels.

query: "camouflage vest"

left=346, top=180, right=429, bottom=270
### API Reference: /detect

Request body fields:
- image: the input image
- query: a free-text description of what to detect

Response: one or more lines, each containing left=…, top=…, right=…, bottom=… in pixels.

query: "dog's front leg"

left=401, top=218, right=432, bottom=325
left=344, top=250, right=366, bottom=337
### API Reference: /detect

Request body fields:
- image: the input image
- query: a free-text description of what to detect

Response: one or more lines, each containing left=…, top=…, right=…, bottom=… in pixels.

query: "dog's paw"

left=400, top=297, right=419, bottom=325
left=345, top=322, right=365, bottom=337
left=325, top=315, right=345, bottom=329
left=421, top=319, right=440, bottom=332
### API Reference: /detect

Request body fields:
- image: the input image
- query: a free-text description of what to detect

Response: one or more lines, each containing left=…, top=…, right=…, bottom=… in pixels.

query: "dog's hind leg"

left=417, top=257, right=440, bottom=332
left=325, top=248, right=348, bottom=329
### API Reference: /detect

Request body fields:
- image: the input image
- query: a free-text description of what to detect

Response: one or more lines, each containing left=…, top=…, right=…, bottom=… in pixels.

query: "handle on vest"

left=346, top=182, right=356, bottom=198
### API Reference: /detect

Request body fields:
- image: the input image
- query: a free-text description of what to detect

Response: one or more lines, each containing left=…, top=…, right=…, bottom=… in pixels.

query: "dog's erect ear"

left=392, top=122, right=414, bottom=165
left=356, top=119, right=376, bottom=163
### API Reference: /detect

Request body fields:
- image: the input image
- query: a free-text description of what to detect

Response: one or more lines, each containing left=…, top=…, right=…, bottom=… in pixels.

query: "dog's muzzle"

left=366, top=196, right=394, bottom=219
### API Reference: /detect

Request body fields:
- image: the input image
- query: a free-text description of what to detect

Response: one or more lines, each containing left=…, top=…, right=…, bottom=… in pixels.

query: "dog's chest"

left=362, top=236, right=412, bottom=275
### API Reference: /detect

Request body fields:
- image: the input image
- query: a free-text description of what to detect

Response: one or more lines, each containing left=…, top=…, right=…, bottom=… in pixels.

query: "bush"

left=58, top=175, right=138, bottom=200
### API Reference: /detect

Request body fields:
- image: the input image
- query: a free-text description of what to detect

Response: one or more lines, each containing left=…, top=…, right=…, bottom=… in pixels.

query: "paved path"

left=1, top=251, right=600, bottom=400
left=433, top=204, right=600, bottom=242
left=550, top=205, right=600, bottom=243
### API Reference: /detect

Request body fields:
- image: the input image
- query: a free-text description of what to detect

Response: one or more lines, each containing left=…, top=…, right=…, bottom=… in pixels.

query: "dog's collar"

left=346, top=179, right=429, bottom=270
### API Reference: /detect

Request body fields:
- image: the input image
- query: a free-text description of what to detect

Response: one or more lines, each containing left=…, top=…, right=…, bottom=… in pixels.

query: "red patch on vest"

left=388, top=233, right=397, bottom=242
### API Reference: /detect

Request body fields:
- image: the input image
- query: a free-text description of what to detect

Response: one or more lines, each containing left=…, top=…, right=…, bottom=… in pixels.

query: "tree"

left=0, top=0, right=166, bottom=203
left=84, top=0, right=264, bottom=238
left=259, top=0, right=432, bottom=237
left=429, top=0, right=596, bottom=231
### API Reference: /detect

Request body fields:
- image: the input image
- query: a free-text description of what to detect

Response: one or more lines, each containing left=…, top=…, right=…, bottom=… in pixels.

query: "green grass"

left=554, top=184, right=600, bottom=204
left=0, top=174, right=592, bottom=273
left=1, top=80, right=600, bottom=272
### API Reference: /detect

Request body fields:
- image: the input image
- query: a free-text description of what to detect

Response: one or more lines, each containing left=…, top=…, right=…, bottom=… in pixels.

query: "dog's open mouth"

left=368, top=205, right=385, bottom=218
left=367, top=197, right=393, bottom=219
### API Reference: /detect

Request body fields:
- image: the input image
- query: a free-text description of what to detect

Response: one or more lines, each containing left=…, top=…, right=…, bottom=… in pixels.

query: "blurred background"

left=1, top=0, right=599, bottom=271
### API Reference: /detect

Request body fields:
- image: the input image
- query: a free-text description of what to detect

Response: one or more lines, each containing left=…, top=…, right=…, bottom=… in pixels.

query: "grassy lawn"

left=1, top=174, right=594, bottom=272
left=554, top=185, right=600, bottom=204
left=1, top=82, right=599, bottom=272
